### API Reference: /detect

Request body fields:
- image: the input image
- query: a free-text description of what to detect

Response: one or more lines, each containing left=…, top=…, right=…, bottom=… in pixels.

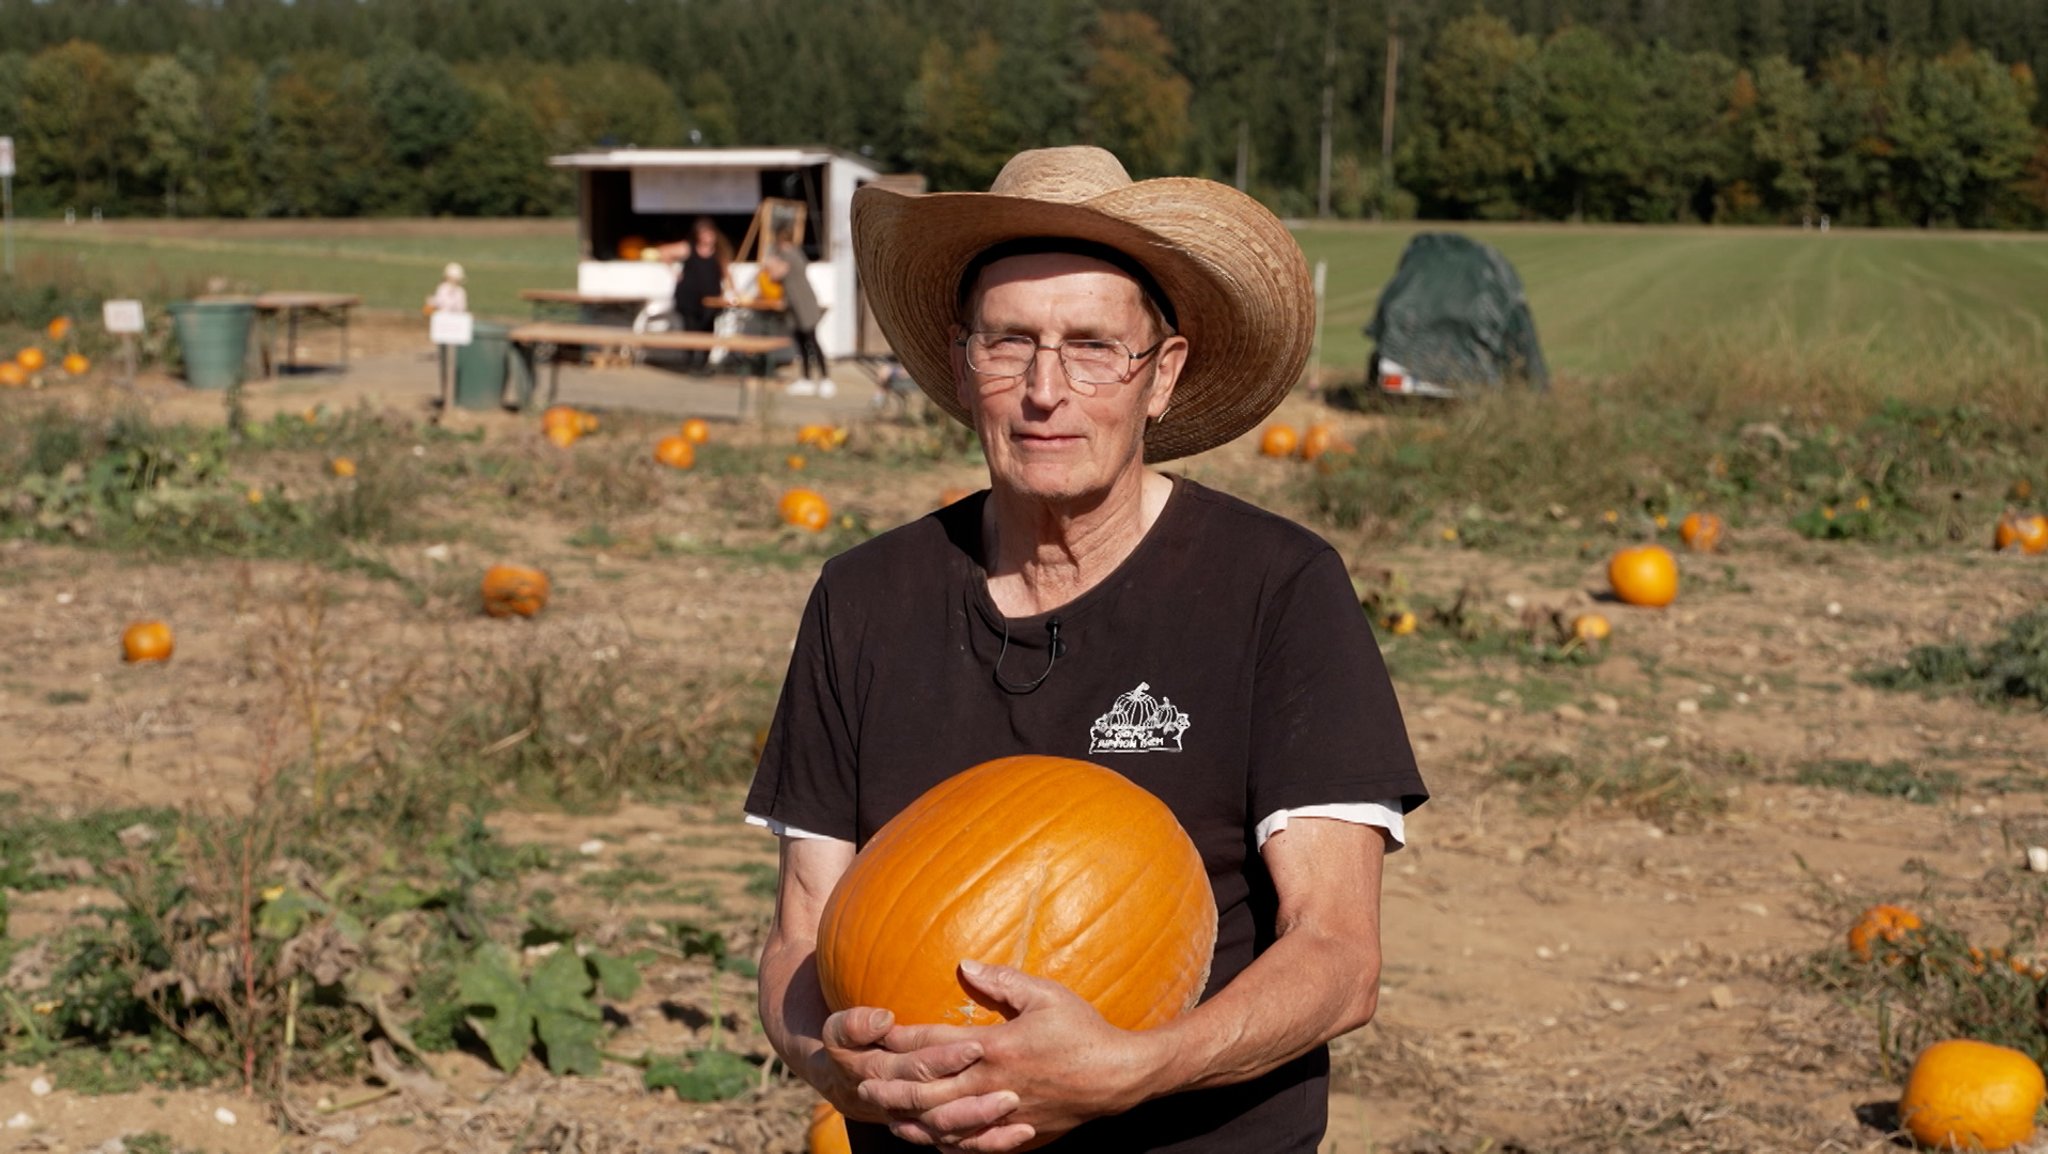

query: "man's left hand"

left=861, top=959, right=1162, bottom=1152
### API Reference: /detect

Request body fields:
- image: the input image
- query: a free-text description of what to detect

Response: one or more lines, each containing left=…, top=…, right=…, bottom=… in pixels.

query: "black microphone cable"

left=993, top=615, right=1063, bottom=693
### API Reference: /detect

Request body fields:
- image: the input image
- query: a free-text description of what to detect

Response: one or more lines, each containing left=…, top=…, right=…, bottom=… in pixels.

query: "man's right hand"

left=811, top=1005, right=1016, bottom=1129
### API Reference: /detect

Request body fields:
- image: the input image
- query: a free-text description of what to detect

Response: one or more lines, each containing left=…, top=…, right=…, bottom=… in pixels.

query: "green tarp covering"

left=1365, top=232, right=1550, bottom=392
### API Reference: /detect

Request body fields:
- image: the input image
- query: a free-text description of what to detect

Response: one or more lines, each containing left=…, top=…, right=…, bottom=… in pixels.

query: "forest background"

left=1, top=0, right=2046, bottom=229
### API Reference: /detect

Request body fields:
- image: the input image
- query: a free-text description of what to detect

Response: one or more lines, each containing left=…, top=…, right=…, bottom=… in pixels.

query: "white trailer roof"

left=549, top=147, right=879, bottom=176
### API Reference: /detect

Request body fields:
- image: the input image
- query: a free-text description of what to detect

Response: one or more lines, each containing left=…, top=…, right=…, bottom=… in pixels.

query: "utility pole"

left=1316, top=0, right=1337, bottom=218
left=1235, top=120, right=1249, bottom=193
left=1379, top=2, right=1400, bottom=220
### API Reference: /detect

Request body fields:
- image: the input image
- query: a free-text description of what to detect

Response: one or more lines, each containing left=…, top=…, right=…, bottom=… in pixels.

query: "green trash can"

left=453, top=321, right=511, bottom=410
left=168, top=301, right=255, bottom=391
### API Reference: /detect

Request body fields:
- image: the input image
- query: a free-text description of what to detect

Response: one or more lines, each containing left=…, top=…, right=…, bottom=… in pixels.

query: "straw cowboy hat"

left=852, top=146, right=1314, bottom=462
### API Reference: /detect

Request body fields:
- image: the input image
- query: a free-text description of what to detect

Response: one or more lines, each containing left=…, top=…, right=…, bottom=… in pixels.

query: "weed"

left=643, top=1048, right=757, bottom=1101
left=1806, top=916, right=2048, bottom=1072
left=456, top=942, right=639, bottom=1076
left=1791, top=758, right=1962, bottom=805
left=1495, top=748, right=1727, bottom=830
left=1859, top=607, right=2048, bottom=708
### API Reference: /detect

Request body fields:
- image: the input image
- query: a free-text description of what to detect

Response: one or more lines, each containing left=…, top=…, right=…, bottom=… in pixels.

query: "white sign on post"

left=429, top=311, right=474, bottom=347
left=0, top=137, right=13, bottom=178
left=103, top=299, right=146, bottom=334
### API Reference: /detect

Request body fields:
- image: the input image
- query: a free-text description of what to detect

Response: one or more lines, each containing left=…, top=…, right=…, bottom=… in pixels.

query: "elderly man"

left=745, top=146, right=1427, bottom=1153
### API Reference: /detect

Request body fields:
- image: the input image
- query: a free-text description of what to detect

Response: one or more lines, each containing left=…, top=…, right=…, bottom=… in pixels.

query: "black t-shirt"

left=745, top=477, right=1427, bottom=1154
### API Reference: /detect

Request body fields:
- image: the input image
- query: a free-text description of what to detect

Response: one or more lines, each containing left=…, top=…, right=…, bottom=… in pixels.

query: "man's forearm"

left=1137, top=921, right=1380, bottom=1098
left=758, top=933, right=830, bottom=1075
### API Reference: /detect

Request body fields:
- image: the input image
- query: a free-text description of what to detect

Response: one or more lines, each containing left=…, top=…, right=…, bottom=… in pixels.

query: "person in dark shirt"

left=746, top=146, right=1427, bottom=1153
left=666, top=217, right=732, bottom=372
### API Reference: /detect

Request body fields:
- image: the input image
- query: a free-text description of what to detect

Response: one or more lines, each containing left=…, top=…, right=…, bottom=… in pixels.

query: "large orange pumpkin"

left=122, top=620, right=174, bottom=663
left=1993, top=512, right=2048, bottom=555
left=808, top=1101, right=852, bottom=1154
left=1607, top=545, right=1679, bottom=607
left=0, top=363, right=25, bottom=388
left=815, top=755, right=1217, bottom=1031
left=779, top=488, right=831, bottom=532
left=1899, top=1039, right=2045, bottom=1152
left=17, top=348, right=46, bottom=373
left=1847, top=903, right=1923, bottom=961
left=481, top=564, right=550, bottom=618
left=654, top=435, right=696, bottom=470
left=1258, top=424, right=1299, bottom=458
left=680, top=417, right=711, bottom=445
left=1678, top=512, right=1724, bottom=552
left=1298, top=423, right=1338, bottom=462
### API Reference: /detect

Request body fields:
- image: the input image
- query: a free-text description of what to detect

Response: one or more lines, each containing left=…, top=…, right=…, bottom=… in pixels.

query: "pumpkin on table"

left=815, top=755, right=1216, bottom=1032
left=1899, top=1039, right=2044, bottom=1152
left=1607, top=545, right=1679, bottom=607
left=122, top=621, right=175, bottom=663
left=481, top=564, right=551, bottom=618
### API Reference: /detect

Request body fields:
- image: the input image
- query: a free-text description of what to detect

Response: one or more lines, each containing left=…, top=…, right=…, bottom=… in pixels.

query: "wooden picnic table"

left=253, top=291, right=360, bottom=376
left=507, top=322, right=794, bottom=416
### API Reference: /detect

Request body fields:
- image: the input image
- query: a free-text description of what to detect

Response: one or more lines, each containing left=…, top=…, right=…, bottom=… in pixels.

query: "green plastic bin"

left=168, top=301, right=255, bottom=390
left=453, top=321, right=512, bottom=410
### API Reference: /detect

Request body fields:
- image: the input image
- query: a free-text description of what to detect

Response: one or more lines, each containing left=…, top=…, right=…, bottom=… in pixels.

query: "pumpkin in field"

left=815, top=755, right=1217, bottom=1032
left=654, top=435, right=696, bottom=470
left=1678, top=512, right=1724, bottom=552
left=1993, top=511, right=2048, bottom=555
left=481, top=564, right=551, bottom=618
left=1899, top=1039, right=2044, bottom=1152
left=0, top=363, right=25, bottom=388
left=786, top=454, right=807, bottom=471
left=544, top=423, right=580, bottom=448
left=1570, top=613, right=1611, bottom=643
left=62, top=353, right=89, bottom=376
left=680, top=417, right=711, bottom=445
left=1258, top=424, right=1299, bottom=458
left=1848, top=904, right=1923, bottom=961
left=17, top=348, right=45, bottom=373
left=1607, top=545, right=1679, bottom=608
left=808, top=1101, right=851, bottom=1154
left=542, top=406, right=593, bottom=438
left=45, top=317, right=72, bottom=342
left=1384, top=611, right=1418, bottom=636
left=330, top=457, right=357, bottom=478
left=121, top=621, right=175, bottom=663
left=1298, top=423, right=1338, bottom=462
left=779, top=488, right=830, bottom=532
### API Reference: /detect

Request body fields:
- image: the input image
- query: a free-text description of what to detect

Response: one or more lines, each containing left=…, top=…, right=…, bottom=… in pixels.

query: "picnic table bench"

left=253, top=291, right=360, bottom=376
left=507, top=323, right=794, bottom=416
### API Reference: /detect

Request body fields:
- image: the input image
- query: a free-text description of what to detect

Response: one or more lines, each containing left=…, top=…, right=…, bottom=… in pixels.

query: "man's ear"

left=1145, top=335, right=1190, bottom=422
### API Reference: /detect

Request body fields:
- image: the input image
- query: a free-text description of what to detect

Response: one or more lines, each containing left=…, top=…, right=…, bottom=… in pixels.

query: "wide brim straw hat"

left=853, top=147, right=1314, bottom=463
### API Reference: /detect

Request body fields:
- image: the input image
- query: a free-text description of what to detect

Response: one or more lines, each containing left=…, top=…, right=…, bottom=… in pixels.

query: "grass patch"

left=1493, top=748, right=1727, bottom=831
left=1791, top=758, right=1963, bottom=805
left=1858, top=607, right=2048, bottom=709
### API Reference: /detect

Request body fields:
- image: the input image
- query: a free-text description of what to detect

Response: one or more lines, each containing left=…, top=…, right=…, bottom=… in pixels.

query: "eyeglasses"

left=957, top=332, right=1169, bottom=393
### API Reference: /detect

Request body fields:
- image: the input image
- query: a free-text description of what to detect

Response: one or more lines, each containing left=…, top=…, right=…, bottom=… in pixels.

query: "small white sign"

left=0, top=136, right=13, bottom=179
left=430, top=310, right=474, bottom=347
left=102, top=299, right=145, bottom=334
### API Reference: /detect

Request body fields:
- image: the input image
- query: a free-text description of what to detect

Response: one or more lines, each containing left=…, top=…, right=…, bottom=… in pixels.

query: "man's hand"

left=808, top=1005, right=999, bottom=1126
left=863, top=960, right=1162, bottom=1151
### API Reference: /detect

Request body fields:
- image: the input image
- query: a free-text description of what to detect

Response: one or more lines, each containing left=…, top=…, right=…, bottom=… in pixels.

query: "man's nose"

left=1021, top=344, right=1069, bottom=407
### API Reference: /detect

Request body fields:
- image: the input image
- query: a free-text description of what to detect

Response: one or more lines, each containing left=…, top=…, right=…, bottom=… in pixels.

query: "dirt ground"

left=2, top=319, right=2045, bottom=1153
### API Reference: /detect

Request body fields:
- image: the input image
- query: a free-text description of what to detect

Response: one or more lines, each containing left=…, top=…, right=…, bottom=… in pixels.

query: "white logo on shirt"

left=1088, top=682, right=1191, bottom=754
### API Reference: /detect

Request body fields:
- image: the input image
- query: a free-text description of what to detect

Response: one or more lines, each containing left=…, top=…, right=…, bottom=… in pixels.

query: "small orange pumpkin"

left=0, top=363, right=25, bottom=388
left=1258, top=424, right=1299, bottom=458
left=329, top=457, right=357, bottom=478
left=122, top=620, right=175, bottom=663
left=1298, top=423, right=1337, bottom=462
left=654, top=435, right=696, bottom=470
left=815, top=756, right=1216, bottom=1031
left=1385, top=611, right=1418, bottom=636
left=808, top=1101, right=851, bottom=1154
left=61, top=353, right=89, bottom=376
left=1570, top=613, right=1611, bottom=643
left=616, top=235, right=649, bottom=262
left=780, top=488, right=830, bottom=532
left=17, top=348, right=46, bottom=373
left=1678, top=512, right=1724, bottom=552
left=1899, top=1038, right=2044, bottom=1152
left=1607, top=545, right=1679, bottom=608
left=45, top=317, right=72, bottom=342
left=787, top=454, right=807, bottom=471
left=680, top=417, right=711, bottom=445
left=1847, top=904, right=1923, bottom=961
left=1993, top=511, right=2048, bottom=555
left=481, top=564, right=550, bottom=618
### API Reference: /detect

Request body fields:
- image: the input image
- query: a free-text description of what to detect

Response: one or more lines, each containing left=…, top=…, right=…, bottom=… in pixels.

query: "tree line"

left=0, top=0, right=2041, bottom=227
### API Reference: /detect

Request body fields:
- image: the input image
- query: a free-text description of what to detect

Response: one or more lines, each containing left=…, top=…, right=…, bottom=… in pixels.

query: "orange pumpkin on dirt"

left=1258, top=424, right=1299, bottom=458
left=544, top=423, right=580, bottom=448
left=1298, top=423, right=1340, bottom=462
left=815, top=755, right=1217, bottom=1032
left=680, top=417, right=711, bottom=445
left=779, top=488, right=831, bottom=532
left=45, top=317, right=72, bottom=342
left=808, top=1101, right=851, bottom=1154
left=480, top=564, right=551, bottom=618
left=1678, top=512, right=1724, bottom=552
left=1570, top=613, right=1612, bottom=643
left=1899, top=1038, right=2044, bottom=1152
left=1606, top=545, right=1679, bottom=608
left=1847, top=903, right=1923, bottom=961
left=121, top=621, right=175, bottom=663
left=1993, top=511, right=2048, bottom=555
left=329, top=457, right=357, bottom=478
left=17, top=348, right=45, bottom=373
left=654, top=435, right=696, bottom=470
left=0, top=363, right=25, bottom=388
left=62, top=353, right=89, bottom=376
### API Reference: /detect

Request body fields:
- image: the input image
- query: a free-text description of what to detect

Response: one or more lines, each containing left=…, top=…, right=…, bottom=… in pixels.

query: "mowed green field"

left=12, top=217, right=2048, bottom=378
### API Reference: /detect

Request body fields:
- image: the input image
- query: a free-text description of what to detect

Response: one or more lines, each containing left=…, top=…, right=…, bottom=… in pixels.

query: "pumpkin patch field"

left=0, top=242, right=2046, bottom=1152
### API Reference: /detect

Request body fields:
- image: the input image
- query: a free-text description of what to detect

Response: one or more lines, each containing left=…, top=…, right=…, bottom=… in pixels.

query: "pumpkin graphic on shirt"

left=1089, top=682, right=1192, bottom=754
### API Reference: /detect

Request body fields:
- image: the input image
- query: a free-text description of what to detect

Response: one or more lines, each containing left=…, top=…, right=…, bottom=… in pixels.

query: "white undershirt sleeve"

left=745, top=813, right=844, bottom=841
left=1254, top=800, right=1406, bottom=852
